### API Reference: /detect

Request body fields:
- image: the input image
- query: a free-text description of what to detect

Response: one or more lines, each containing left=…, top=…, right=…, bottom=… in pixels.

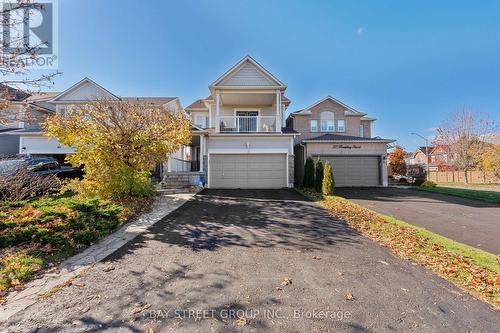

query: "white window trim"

left=337, top=119, right=346, bottom=133
left=233, top=108, right=261, bottom=116
left=194, top=114, right=203, bottom=127
left=320, top=119, right=335, bottom=132
left=310, top=119, right=318, bottom=132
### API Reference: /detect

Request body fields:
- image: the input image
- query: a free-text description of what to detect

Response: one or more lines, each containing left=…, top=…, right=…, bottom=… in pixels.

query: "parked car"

left=393, top=174, right=410, bottom=183
left=0, top=157, right=83, bottom=179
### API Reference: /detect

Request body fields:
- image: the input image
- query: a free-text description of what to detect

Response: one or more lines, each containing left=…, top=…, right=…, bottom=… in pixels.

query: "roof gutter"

left=303, top=139, right=395, bottom=143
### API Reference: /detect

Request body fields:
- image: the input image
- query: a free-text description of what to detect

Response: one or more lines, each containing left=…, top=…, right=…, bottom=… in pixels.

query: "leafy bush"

left=303, top=157, right=315, bottom=188
left=322, top=161, right=335, bottom=196
left=314, top=158, right=324, bottom=192
left=420, top=181, right=437, bottom=188
left=44, top=100, right=191, bottom=199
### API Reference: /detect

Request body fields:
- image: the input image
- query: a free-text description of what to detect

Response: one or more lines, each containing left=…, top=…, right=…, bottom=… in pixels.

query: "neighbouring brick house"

left=407, top=145, right=454, bottom=172
left=286, top=96, right=394, bottom=187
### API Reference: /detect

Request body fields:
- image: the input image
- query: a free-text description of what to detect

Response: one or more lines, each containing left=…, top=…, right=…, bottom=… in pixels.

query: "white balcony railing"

left=219, top=116, right=276, bottom=133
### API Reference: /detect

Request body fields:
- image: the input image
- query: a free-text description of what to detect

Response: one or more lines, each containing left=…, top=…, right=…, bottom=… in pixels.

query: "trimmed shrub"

left=420, top=180, right=437, bottom=188
left=322, top=161, right=335, bottom=196
left=303, top=157, right=315, bottom=188
left=314, top=158, right=324, bottom=192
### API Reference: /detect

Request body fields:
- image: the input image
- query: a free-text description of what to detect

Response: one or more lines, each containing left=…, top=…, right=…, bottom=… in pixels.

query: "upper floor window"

left=359, top=124, right=364, bottom=137
left=320, top=111, right=335, bottom=132
left=194, top=114, right=209, bottom=128
left=337, top=119, right=345, bottom=132
left=310, top=120, right=318, bottom=132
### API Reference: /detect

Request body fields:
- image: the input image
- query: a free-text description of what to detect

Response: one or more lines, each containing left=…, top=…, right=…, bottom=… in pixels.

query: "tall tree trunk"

left=464, top=169, right=468, bottom=184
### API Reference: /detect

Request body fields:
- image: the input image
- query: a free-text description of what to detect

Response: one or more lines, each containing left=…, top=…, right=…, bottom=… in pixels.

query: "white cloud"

left=356, top=26, right=364, bottom=36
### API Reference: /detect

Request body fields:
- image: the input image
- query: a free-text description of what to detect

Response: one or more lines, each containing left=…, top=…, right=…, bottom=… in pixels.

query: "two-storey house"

left=10, top=78, right=183, bottom=167
left=286, top=96, right=393, bottom=187
left=179, top=56, right=298, bottom=189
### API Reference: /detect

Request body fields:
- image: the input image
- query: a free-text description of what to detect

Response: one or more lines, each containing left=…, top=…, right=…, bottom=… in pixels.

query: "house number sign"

left=332, top=144, right=362, bottom=149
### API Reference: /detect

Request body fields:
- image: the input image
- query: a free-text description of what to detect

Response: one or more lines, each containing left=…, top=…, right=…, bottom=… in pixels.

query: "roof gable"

left=51, top=78, right=119, bottom=102
left=293, top=96, right=365, bottom=116
left=211, top=56, right=285, bottom=87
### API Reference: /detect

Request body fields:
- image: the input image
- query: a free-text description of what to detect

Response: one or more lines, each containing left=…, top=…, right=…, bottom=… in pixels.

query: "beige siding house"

left=178, top=55, right=298, bottom=189
left=11, top=78, right=182, bottom=167
left=287, top=96, right=393, bottom=187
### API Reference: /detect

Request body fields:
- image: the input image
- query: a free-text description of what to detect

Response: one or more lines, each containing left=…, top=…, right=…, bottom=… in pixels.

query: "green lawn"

left=419, top=186, right=500, bottom=204
left=0, top=195, right=127, bottom=296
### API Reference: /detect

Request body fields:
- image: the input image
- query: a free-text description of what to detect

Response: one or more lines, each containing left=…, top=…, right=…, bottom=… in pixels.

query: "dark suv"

left=0, top=157, right=83, bottom=179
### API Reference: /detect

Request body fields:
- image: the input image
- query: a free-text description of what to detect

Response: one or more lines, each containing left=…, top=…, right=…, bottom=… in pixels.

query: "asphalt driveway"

left=336, top=187, right=500, bottom=255
left=2, top=189, right=498, bottom=332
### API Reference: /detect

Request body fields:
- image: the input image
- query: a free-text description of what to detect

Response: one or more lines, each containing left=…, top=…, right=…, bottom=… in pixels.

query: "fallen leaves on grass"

left=318, top=194, right=500, bottom=308
left=0, top=251, right=43, bottom=292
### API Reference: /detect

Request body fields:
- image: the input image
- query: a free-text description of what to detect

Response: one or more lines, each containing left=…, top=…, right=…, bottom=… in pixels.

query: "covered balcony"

left=213, top=89, right=286, bottom=133
left=219, top=115, right=276, bottom=133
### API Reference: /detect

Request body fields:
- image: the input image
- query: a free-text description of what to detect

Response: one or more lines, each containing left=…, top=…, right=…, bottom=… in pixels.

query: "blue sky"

left=42, top=0, right=500, bottom=150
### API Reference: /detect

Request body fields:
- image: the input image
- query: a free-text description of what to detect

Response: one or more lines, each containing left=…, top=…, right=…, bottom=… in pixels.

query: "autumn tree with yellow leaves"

left=44, top=100, right=191, bottom=198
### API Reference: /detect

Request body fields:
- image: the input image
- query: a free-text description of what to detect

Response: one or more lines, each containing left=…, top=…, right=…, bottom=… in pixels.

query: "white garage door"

left=319, top=156, right=380, bottom=187
left=209, top=154, right=287, bottom=189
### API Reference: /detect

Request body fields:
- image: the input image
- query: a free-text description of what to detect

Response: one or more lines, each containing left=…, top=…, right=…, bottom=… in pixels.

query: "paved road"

left=336, top=187, right=500, bottom=255
left=3, top=189, right=498, bottom=332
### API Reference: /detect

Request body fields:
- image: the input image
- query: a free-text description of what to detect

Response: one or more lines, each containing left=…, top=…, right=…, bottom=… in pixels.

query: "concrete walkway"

left=0, top=192, right=195, bottom=322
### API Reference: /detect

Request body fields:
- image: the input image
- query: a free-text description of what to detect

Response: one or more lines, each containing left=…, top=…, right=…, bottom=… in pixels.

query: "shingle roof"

left=304, top=134, right=393, bottom=142
left=186, top=99, right=208, bottom=110
left=26, top=92, right=60, bottom=102
left=0, top=84, right=31, bottom=101
left=121, top=97, right=176, bottom=105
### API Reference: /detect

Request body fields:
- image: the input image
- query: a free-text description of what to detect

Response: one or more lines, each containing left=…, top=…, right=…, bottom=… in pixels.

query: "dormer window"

left=320, top=111, right=335, bottom=132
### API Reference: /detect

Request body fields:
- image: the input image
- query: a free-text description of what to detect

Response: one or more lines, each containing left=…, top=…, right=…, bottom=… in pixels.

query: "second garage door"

left=318, top=155, right=380, bottom=187
left=209, top=154, right=286, bottom=189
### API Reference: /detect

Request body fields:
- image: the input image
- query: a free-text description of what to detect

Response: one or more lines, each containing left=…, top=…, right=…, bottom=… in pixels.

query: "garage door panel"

left=210, top=154, right=286, bottom=189
left=320, top=156, right=380, bottom=187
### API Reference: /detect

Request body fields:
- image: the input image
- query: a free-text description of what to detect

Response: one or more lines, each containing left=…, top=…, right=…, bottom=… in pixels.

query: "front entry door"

left=236, top=111, right=258, bottom=132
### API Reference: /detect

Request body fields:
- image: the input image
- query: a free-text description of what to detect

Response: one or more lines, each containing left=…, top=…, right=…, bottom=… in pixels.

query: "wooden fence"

left=428, top=171, right=499, bottom=184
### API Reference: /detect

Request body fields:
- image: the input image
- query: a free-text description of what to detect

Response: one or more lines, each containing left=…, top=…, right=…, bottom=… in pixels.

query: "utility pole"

left=411, top=132, right=430, bottom=180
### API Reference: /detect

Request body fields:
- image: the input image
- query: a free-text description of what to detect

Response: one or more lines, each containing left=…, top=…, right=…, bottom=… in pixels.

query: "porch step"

left=156, top=188, right=192, bottom=195
left=162, top=172, right=205, bottom=189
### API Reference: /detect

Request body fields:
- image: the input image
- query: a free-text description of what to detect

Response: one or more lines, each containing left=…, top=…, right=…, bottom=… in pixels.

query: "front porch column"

left=199, top=135, right=204, bottom=172
left=275, top=89, right=280, bottom=132
left=216, top=90, right=220, bottom=132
